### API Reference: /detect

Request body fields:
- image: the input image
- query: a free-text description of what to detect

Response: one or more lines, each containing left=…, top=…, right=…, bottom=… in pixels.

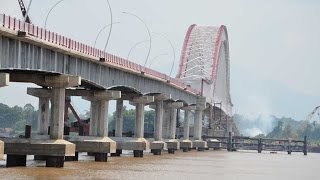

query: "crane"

left=17, top=0, right=31, bottom=23
left=305, top=106, right=320, bottom=122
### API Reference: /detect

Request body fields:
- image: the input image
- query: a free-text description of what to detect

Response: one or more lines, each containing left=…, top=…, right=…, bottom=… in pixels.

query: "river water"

left=0, top=150, right=319, bottom=180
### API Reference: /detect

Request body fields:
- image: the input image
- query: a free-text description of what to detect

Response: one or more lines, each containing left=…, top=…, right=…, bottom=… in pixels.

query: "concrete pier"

left=193, top=97, right=207, bottom=151
left=66, top=90, right=120, bottom=162
left=164, top=102, right=183, bottom=154
left=150, top=94, right=170, bottom=155
left=4, top=138, right=75, bottom=167
left=5, top=76, right=80, bottom=168
left=0, top=140, right=3, bottom=160
left=0, top=73, right=9, bottom=160
left=115, top=100, right=124, bottom=137
left=0, top=73, right=9, bottom=87
left=112, top=96, right=153, bottom=157
left=180, top=106, right=195, bottom=152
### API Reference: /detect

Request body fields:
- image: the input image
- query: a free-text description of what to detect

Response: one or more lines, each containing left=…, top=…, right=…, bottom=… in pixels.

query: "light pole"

left=44, top=0, right=64, bottom=29
left=93, top=21, right=120, bottom=48
left=126, top=40, right=150, bottom=61
left=44, top=0, right=113, bottom=52
left=122, top=12, right=151, bottom=66
left=104, top=0, right=113, bottom=52
left=148, top=53, right=169, bottom=68
left=152, top=32, right=176, bottom=76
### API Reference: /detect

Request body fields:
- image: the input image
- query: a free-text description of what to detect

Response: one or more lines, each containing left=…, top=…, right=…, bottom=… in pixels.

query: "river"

left=0, top=150, right=319, bottom=179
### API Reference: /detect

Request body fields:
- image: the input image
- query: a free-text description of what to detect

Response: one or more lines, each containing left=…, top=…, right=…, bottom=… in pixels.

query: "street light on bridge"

left=126, top=40, right=150, bottom=61
left=148, top=53, right=169, bottom=68
left=44, top=0, right=114, bottom=51
left=152, top=32, right=176, bottom=77
left=122, top=12, right=152, bottom=67
left=93, top=21, right=120, bottom=49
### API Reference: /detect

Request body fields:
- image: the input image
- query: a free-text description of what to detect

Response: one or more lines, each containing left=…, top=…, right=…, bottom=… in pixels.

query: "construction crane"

left=305, top=106, right=320, bottom=122
left=17, top=0, right=31, bottom=23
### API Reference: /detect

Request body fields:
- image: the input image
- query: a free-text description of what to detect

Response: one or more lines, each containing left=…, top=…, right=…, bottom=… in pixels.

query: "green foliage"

left=108, top=106, right=155, bottom=134
left=0, top=103, right=38, bottom=135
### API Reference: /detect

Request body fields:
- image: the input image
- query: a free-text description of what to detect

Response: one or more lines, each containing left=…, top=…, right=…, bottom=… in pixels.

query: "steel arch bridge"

left=177, top=24, right=237, bottom=135
left=177, top=24, right=232, bottom=116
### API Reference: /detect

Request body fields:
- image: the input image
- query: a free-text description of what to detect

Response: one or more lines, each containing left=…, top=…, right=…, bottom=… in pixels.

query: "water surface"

left=0, top=150, right=318, bottom=179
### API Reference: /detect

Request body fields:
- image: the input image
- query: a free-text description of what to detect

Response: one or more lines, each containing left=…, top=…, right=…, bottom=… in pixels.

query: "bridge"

left=0, top=14, right=238, bottom=167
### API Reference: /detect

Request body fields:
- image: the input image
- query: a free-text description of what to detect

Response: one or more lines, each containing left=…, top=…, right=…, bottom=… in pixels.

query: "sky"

left=0, top=0, right=319, bottom=121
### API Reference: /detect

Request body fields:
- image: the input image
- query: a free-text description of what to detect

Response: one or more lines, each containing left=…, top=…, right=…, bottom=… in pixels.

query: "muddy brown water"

left=0, top=150, right=318, bottom=180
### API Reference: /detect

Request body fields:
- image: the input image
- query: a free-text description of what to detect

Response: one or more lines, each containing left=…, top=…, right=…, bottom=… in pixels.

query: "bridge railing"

left=0, top=14, right=199, bottom=95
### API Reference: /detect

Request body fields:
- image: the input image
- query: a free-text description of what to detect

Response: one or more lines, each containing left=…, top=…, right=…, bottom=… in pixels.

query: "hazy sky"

left=0, top=0, right=319, bottom=120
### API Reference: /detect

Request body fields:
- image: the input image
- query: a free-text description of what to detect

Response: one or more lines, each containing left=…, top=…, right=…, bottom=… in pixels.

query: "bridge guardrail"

left=0, top=14, right=199, bottom=95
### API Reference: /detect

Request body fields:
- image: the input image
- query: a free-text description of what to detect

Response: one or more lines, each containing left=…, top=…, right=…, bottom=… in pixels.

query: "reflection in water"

left=0, top=150, right=319, bottom=179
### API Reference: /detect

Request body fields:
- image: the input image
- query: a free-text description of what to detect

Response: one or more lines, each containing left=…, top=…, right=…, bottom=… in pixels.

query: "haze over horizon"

left=0, top=0, right=319, bottom=121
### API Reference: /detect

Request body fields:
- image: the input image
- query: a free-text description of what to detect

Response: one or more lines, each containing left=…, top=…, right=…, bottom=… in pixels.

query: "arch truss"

left=177, top=24, right=232, bottom=115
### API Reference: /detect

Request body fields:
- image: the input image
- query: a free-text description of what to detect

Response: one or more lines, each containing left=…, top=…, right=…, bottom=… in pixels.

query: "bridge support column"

left=115, top=100, right=124, bottom=137
left=50, top=87, right=66, bottom=139
left=38, top=97, right=50, bottom=135
left=111, top=100, right=124, bottom=157
left=165, top=102, right=183, bottom=154
left=150, top=100, right=164, bottom=155
left=180, top=106, right=195, bottom=152
left=0, top=73, right=9, bottom=87
left=135, top=103, right=145, bottom=139
left=65, top=90, right=120, bottom=161
left=149, top=94, right=170, bottom=155
left=111, top=96, right=153, bottom=157
left=193, top=97, right=207, bottom=151
left=0, top=73, right=9, bottom=160
left=5, top=76, right=80, bottom=168
left=89, top=101, right=99, bottom=136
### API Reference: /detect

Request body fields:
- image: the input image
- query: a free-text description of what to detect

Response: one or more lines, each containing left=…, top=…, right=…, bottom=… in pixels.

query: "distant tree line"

left=0, top=103, right=38, bottom=135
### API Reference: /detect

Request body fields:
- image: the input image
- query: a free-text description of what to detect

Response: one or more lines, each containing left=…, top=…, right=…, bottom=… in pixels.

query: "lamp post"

left=126, top=40, right=149, bottom=61
left=103, top=0, right=113, bottom=52
left=152, top=32, right=176, bottom=76
left=93, top=21, right=120, bottom=48
left=148, top=53, right=169, bottom=68
left=44, top=0, right=113, bottom=51
left=122, top=12, right=151, bottom=66
left=44, top=0, right=64, bottom=29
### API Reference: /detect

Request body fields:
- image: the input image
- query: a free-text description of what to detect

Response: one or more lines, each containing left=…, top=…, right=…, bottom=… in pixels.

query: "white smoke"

left=235, top=95, right=274, bottom=136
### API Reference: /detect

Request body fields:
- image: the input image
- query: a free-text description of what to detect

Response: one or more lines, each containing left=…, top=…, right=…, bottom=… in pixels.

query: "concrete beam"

left=165, top=102, right=184, bottom=109
left=182, top=105, right=196, bottom=111
left=93, top=90, right=121, bottom=100
left=44, top=75, right=81, bottom=88
left=119, top=94, right=140, bottom=101
left=82, top=90, right=121, bottom=101
left=27, top=88, right=51, bottom=98
left=28, top=88, right=121, bottom=100
left=154, top=94, right=171, bottom=101
left=132, top=96, right=154, bottom=104
left=0, top=73, right=9, bottom=87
